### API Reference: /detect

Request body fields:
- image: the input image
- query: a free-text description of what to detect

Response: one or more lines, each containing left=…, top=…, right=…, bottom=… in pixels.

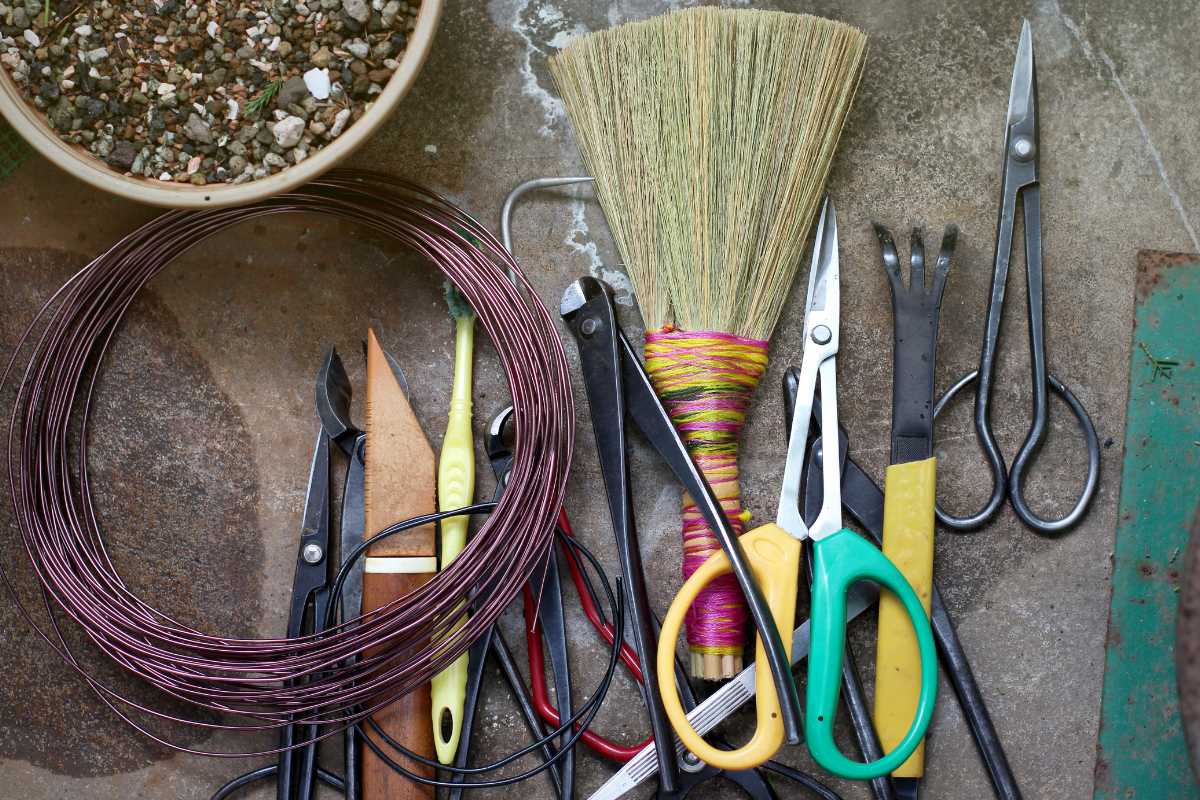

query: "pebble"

left=330, top=107, right=351, bottom=137
left=272, top=115, right=306, bottom=147
left=346, top=39, right=370, bottom=59
left=311, top=46, right=333, bottom=68
left=303, top=67, right=331, bottom=100
left=276, top=75, right=310, bottom=108
left=381, top=0, right=401, bottom=27
left=183, top=113, right=213, bottom=144
left=342, top=0, right=370, bottom=24
left=22, top=29, right=38, bottom=47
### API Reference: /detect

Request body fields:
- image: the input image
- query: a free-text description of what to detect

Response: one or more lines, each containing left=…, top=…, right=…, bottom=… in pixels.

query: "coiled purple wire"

left=0, top=170, right=575, bottom=757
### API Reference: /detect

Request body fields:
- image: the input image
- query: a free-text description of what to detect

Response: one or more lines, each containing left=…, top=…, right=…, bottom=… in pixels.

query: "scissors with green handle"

left=655, top=198, right=938, bottom=780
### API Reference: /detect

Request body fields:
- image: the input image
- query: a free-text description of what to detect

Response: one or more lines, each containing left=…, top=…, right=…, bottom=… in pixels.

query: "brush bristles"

left=550, top=7, right=867, bottom=339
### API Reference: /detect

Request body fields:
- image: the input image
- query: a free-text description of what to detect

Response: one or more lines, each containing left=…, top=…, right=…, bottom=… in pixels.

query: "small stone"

left=106, top=140, right=139, bottom=171
left=368, top=68, right=391, bottom=84
left=277, top=40, right=293, bottom=59
left=276, top=75, right=309, bottom=108
left=342, top=0, right=370, bottom=24
left=48, top=98, right=74, bottom=130
left=346, top=39, right=370, bottom=59
left=381, top=0, right=401, bottom=26
left=183, top=113, right=213, bottom=144
left=310, top=46, right=333, bottom=68
left=308, top=120, right=326, bottom=136
left=11, top=6, right=27, bottom=28
left=85, top=47, right=108, bottom=64
left=272, top=115, right=306, bottom=148
left=228, top=154, right=247, bottom=173
left=303, top=67, right=330, bottom=100
left=79, top=96, right=105, bottom=121
left=263, top=151, right=287, bottom=168
left=22, top=29, right=39, bottom=47
left=330, top=107, right=351, bottom=137
left=74, top=24, right=93, bottom=37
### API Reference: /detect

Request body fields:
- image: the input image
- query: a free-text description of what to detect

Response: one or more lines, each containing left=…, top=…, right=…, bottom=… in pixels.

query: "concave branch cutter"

left=561, top=275, right=803, bottom=793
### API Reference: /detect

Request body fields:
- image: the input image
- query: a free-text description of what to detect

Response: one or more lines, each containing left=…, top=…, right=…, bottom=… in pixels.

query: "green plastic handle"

left=807, top=527, right=938, bottom=779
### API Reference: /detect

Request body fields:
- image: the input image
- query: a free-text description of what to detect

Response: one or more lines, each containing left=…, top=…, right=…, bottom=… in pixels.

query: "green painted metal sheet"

left=1093, top=251, right=1200, bottom=798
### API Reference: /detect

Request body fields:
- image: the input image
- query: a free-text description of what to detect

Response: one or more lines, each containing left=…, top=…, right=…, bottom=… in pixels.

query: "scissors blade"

left=804, top=198, right=840, bottom=341
left=586, top=583, right=878, bottom=800
left=289, top=428, right=331, bottom=634
left=777, top=199, right=840, bottom=538
left=1006, top=20, right=1036, bottom=128
left=803, top=197, right=838, bottom=319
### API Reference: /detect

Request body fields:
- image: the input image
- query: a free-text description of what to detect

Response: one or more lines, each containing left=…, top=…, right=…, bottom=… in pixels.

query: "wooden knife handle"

left=361, top=570, right=436, bottom=799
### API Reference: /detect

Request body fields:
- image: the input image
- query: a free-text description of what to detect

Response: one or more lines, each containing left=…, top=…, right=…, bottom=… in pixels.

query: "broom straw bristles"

left=550, top=7, right=866, bottom=339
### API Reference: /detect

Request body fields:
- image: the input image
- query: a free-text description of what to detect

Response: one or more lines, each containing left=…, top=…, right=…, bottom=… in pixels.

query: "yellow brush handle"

left=874, top=457, right=936, bottom=778
left=656, top=524, right=801, bottom=770
left=431, top=313, right=476, bottom=764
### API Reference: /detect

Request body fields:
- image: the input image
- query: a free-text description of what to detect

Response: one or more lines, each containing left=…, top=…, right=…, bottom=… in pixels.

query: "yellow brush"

left=430, top=281, right=476, bottom=763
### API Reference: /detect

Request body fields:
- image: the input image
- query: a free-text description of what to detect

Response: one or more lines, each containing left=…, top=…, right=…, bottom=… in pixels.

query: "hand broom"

left=550, top=7, right=867, bottom=680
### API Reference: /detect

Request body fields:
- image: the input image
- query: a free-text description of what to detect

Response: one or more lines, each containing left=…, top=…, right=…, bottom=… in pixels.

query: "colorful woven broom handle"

left=644, top=327, right=769, bottom=679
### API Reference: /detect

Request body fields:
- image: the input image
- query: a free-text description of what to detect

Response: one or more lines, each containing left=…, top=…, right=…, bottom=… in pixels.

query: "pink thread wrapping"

left=644, top=327, right=769, bottom=662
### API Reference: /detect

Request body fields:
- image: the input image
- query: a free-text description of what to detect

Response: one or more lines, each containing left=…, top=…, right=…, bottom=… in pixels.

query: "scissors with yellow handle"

left=655, top=199, right=938, bottom=780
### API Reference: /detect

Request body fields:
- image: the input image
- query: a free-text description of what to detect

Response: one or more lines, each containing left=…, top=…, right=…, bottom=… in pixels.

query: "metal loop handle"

left=932, top=370, right=1008, bottom=531
left=933, top=370, right=1100, bottom=535
left=1009, top=373, right=1100, bottom=534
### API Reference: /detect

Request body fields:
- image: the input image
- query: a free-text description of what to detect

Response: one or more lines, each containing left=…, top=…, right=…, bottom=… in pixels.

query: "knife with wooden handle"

left=362, top=328, right=437, bottom=799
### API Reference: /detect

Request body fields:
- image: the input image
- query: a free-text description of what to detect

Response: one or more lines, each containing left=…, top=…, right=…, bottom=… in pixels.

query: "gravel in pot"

left=0, top=0, right=419, bottom=186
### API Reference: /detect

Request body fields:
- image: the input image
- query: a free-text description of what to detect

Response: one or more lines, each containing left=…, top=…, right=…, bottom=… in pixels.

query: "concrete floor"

left=0, top=0, right=1196, bottom=797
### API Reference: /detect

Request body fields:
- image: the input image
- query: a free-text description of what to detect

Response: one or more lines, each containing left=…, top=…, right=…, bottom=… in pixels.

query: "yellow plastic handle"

left=656, top=523, right=802, bottom=771
left=431, top=312, right=475, bottom=764
left=874, top=457, right=936, bottom=778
